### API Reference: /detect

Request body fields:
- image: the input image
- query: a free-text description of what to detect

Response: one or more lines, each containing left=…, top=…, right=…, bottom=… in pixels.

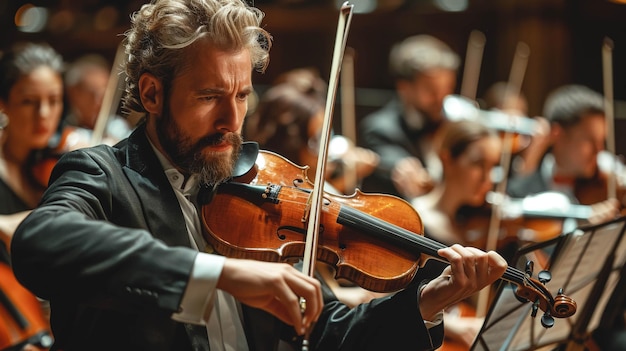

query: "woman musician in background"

left=411, top=119, right=505, bottom=349
left=0, top=42, right=62, bottom=351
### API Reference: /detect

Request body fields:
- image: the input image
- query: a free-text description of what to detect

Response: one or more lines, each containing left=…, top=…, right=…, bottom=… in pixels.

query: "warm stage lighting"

left=434, top=0, right=468, bottom=12
left=15, top=3, right=49, bottom=33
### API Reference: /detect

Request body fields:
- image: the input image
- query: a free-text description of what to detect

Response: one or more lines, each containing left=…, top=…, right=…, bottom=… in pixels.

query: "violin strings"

left=263, top=184, right=549, bottom=299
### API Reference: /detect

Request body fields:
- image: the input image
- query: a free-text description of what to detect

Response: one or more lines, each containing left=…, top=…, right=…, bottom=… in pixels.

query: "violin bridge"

left=302, top=194, right=313, bottom=223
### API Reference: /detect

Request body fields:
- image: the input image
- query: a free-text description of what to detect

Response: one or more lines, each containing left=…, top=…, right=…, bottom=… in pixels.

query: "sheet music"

left=472, top=217, right=626, bottom=351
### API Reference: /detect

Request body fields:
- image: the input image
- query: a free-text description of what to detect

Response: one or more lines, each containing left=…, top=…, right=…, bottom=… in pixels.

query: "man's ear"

left=138, top=73, right=163, bottom=115
left=550, top=123, right=562, bottom=143
left=395, top=80, right=410, bottom=102
left=0, top=101, right=7, bottom=129
left=439, top=149, right=451, bottom=168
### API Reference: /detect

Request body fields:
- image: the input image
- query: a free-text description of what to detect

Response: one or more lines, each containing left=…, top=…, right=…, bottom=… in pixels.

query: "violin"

left=574, top=151, right=626, bottom=206
left=27, top=125, right=88, bottom=190
left=456, top=191, right=593, bottom=251
left=0, top=262, right=52, bottom=350
left=200, top=148, right=577, bottom=324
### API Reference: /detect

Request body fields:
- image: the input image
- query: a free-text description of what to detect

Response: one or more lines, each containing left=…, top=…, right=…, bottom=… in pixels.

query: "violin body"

left=202, top=150, right=424, bottom=293
left=28, top=126, right=90, bottom=190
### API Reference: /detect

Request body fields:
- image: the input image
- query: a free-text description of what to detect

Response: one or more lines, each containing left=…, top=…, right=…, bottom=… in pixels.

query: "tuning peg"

left=525, top=260, right=534, bottom=276
left=541, top=311, right=555, bottom=328
left=531, top=299, right=539, bottom=317
left=538, top=270, right=552, bottom=284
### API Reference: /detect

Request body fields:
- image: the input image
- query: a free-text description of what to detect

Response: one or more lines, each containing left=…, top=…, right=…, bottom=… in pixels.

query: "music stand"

left=470, top=216, right=626, bottom=351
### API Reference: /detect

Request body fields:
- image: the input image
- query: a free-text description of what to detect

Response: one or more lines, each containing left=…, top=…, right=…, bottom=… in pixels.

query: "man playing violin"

left=358, top=34, right=460, bottom=200
left=11, top=1, right=507, bottom=350
left=507, top=84, right=620, bottom=226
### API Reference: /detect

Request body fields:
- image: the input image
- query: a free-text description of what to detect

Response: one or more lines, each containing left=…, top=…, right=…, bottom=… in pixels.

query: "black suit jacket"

left=12, top=124, right=442, bottom=350
left=358, top=98, right=427, bottom=199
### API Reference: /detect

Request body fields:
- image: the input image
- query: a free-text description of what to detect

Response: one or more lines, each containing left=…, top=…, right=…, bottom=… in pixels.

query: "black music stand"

left=470, top=216, right=626, bottom=351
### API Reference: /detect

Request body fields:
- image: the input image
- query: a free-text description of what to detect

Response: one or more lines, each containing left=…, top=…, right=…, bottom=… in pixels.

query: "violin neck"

left=337, top=205, right=528, bottom=287
left=338, top=205, right=444, bottom=258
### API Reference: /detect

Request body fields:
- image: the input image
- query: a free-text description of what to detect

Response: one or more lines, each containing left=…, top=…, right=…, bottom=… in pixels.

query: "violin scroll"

left=509, top=261, right=576, bottom=328
left=553, top=289, right=578, bottom=318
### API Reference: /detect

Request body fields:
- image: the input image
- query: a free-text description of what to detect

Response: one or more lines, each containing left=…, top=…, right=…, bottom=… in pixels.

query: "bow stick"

left=300, top=3, right=354, bottom=350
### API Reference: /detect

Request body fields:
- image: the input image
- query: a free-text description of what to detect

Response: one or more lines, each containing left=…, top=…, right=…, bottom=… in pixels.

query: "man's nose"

left=216, top=99, right=243, bottom=132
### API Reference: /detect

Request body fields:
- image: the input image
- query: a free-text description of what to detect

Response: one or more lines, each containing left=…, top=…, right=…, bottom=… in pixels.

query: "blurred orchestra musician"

left=0, top=42, right=65, bottom=250
left=411, top=119, right=504, bottom=349
left=64, top=53, right=132, bottom=145
left=245, top=67, right=379, bottom=197
left=411, top=119, right=502, bottom=249
left=481, top=81, right=551, bottom=178
left=506, top=84, right=621, bottom=226
left=0, top=42, right=60, bottom=351
left=358, top=34, right=460, bottom=200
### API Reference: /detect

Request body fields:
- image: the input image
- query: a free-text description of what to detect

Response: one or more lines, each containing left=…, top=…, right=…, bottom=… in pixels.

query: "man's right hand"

left=217, top=258, right=323, bottom=335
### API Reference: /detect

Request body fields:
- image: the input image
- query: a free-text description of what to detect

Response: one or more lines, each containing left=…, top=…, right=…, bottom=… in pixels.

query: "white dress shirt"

left=150, top=143, right=248, bottom=351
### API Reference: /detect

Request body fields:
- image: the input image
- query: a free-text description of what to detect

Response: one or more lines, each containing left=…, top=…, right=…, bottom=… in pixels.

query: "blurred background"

left=2, top=0, right=626, bottom=153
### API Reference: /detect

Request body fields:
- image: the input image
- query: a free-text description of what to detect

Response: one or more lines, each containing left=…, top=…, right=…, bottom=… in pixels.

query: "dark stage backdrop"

left=2, top=0, right=626, bottom=154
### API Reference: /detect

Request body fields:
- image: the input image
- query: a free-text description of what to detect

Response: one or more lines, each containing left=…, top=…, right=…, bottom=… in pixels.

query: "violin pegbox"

left=511, top=260, right=576, bottom=328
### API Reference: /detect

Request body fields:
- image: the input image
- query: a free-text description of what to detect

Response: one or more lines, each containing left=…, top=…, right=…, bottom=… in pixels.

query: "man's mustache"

left=197, top=133, right=241, bottom=148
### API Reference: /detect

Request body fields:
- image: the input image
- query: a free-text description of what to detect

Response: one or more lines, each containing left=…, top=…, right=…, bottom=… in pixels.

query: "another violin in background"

left=26, top=125, right=89, bottom=190
left=457, top=191, right=592, bottom=251
left=0, top=263, right=53, bottom=351
left=575, top=150, right=626, bottom=207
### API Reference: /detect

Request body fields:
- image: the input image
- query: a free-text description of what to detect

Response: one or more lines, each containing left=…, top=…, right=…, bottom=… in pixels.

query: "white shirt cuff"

left=171, top=253, right=225, bottom=325
left=424, top=310, right=444, bottom=329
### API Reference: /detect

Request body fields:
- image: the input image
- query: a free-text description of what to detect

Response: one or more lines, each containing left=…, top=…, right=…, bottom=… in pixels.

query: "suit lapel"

left=122, top=124, right=191, bottom=248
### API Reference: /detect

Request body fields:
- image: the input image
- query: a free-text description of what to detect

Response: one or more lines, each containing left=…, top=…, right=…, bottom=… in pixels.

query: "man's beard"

left=156, top=109, right=243, bottom=185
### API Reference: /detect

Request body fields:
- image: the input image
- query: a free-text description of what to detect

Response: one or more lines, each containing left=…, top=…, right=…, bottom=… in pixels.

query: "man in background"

left=358, top=34, right=459, bottom=200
